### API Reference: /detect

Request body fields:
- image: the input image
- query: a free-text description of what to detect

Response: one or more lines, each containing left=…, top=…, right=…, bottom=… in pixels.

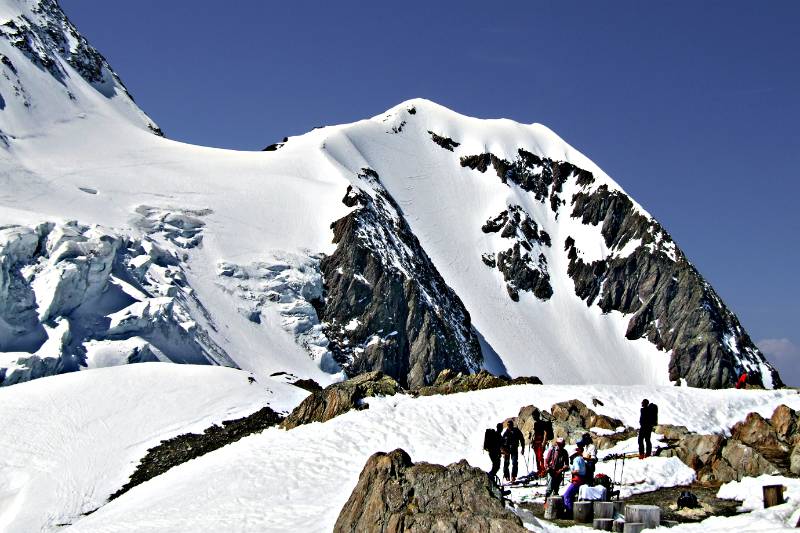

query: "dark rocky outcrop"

left=334, top=449, right=526, bottom=533
left=481, top=205, right=553, bottom=301
left=416, top=369, right=541, bottom=397
left=427, top=130, right=460, bottom=151
left=282, top=371, right=402, bottom=429
left=318, top=169, right=482, bottom=388
left=457, top=144, right=781, bottom=389
left=110, top=405, right=283, bottom=501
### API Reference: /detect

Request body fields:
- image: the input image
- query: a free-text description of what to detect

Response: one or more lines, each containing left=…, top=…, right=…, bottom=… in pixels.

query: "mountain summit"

left=0, top=0, right=781, bottom=389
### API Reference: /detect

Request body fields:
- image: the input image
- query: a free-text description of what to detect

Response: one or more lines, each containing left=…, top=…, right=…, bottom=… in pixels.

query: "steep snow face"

left=0, top=0, right=159, bottom=139
left=0, top=0, right=779, bottom=388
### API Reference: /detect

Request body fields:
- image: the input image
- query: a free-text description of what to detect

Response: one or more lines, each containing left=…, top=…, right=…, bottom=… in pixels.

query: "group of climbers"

left=482, top=399, right=656, bottom=516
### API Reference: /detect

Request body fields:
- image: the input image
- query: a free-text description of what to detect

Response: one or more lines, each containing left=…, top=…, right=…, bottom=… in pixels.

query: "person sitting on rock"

left=501, top=419, right=525, bottom=482
left=562, top=443, right=587, bottom=515
left=483, top=422, right=503, bottom=483
left=530, top=409, right=553, bottom=478
left=543, top=437, right=569, bottom=500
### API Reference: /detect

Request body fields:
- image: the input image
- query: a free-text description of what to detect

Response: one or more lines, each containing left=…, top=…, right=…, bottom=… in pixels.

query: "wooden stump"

left=625, top=504, right=660, bottom=528
left=594, top=501, right=615, bottom=519
left=593, top=517, right=614, bottom=530
left=574, top=500, right=594, bottom=523
left=544, top=496, right=563, bottom=520
left=612, top=519, right=625, bottom=533
left=623, top=523, right=645, bottom=533
left=763, top=484, right=784, bottom=508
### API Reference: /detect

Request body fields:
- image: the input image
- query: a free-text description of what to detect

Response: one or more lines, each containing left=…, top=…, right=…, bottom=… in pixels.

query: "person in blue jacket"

left=562, top=443, right=587, bottom=514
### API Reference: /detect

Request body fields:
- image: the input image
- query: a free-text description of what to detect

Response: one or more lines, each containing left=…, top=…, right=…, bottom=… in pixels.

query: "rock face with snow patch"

left=318, top=170, right=482, bottom=388
left=457, top=146, right=779, bottom=389
left=334, top=448, right=525, bottom=533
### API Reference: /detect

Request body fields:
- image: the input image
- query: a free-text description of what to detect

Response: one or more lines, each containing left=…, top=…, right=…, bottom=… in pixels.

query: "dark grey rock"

left=318, top=169, right=482, bottom=388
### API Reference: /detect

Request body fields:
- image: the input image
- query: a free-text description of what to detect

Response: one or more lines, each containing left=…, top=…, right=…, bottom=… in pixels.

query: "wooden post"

left=763, top=484, right=784, bottom=508
left=593, top=517, right=614, bottom=530
left=544, top=496, right=563, bottom=520
left=574, top=501, right=594, bottom=523
left=612, top=519, right=625, bottom=533
left=623, top=523, right=645, bottom=533
left=594, top=501, right=615, bottom=519
left=625, top=504, right=660, bottom=528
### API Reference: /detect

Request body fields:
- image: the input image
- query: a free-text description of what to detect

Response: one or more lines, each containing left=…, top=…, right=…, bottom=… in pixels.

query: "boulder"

left=702, top=440, right=782, bottom=483
left=282, top=371, right=402, bottom=429
left=551, top=399, right=624, bottom=432
left=770, top=404, right=798, bottom=440
left=334, top=449, right=526, bottom=533
left=730, top=412, right=790, bottom=466
left=790, top=441, right=800, bottom=475
left=416, top=369, right=541, bottom=397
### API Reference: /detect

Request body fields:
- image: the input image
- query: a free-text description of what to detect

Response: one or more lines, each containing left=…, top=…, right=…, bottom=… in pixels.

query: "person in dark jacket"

left=638, top=399, right=655, bottom=458
left=483, top=422, right=503, bottom=481
left=530, top=409, right=554, bottom=478
left=501, top=420, right=525, bottom=482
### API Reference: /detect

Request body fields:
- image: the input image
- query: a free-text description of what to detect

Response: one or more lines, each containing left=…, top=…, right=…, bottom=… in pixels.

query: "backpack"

left=677, top=490, right=699, bottom=509
left=648, top=403, right=659, bottom=426
left=483, top=428, right=499, bottom=452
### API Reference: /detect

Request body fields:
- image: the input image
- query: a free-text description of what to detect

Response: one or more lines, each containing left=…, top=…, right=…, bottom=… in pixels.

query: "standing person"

left=483, top=423, right=503, bottom=482
left=501, top=420, right=525, bottom=482
left=562, top=443, right=587, bottom=515
left=543, top=437, right=570, bottom=500
left=736, top=372, right=748, bottom=389
left=638, top=399, right=656, bottom=459
left=577, top=433, right=597, bottom=483
left=531, top=409, right=554, bottom=478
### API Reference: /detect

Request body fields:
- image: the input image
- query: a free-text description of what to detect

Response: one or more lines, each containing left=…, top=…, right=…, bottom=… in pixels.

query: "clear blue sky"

left=61, top=1, right=800, bottom=385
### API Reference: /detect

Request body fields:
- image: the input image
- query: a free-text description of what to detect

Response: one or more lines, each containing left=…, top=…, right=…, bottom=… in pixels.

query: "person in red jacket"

left=735, top=372, right=748, bottom=389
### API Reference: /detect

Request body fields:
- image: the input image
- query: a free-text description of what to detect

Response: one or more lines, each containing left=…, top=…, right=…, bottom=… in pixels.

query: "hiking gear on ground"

left=677, top=490, right=700, bottom=509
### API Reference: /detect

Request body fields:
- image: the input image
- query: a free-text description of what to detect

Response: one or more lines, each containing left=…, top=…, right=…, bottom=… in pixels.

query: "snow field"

left=0, top=363, right=308, bottom=532
left=64, top=383, right=800, bottom=532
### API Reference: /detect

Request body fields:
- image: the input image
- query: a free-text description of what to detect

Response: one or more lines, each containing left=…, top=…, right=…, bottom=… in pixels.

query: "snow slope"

left=0, top=363, right=308, bottom=532
left=0, top=0, right=779, bottom=388
left=58, top=384, right=800, bottom=533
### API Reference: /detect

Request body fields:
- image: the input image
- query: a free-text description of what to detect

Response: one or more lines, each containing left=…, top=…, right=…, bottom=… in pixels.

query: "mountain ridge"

left=0, top=0, right=781, bottom=389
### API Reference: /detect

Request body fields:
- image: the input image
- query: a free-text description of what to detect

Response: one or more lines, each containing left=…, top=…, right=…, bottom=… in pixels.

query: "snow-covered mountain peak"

left=0, top=0, right=159, bottom=141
